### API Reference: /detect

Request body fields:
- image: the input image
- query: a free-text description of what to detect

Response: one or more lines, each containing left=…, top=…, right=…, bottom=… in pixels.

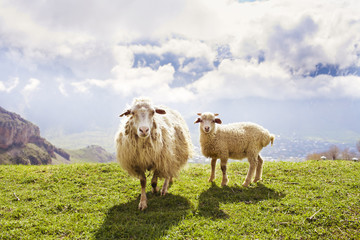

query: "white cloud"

left=72, top=62, right=195, bottom=102
left=21, top=78, right=40, bottom=105
left=190, top=59, right=295, bottom=100
left=22, top=78, right=40, bottom=94
left=303, top=75, right=360, bottom=99
left=70, top=43, right=197, bottom=102
left=130, top=39, right=216, bottom=63
left=190, top=58, right=360, bottom=101
left=1, top=0, right=360, bottom=104
left=0, top=77, right=19, bottom=92
left=56, top=78, right=69, bottom=96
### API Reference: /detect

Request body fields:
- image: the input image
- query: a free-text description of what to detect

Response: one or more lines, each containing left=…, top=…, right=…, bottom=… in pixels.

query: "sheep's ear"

left=197, top=113, right=202, bottom=116
left=155, top=108, right=166, bottom=114
left=194, top=118, right=202, bottom=124
left=214, top=113, right=219, bottom=116
left=119, top=109, right=131, bottom=117
left=215, top=118, right=222, bottom=124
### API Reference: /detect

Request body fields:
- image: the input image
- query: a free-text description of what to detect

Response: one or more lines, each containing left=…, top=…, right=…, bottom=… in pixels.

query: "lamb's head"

left=194, top=112, right=222, bottom=134
left=119, top=98, right=166, bottom=138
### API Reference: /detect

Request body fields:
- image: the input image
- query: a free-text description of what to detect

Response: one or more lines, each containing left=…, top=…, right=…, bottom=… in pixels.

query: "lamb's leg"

left=208, top=158, right=217, bottom=182
left=243, top=154, right=258, bottom=187
left=220, top=158, right=229, bottom=186
left=253, top=155, right=264, bottom=183
left=151, top=171, right=159, bottom=193
left=161, top=177, right=170, bottom=196
left=139, top=173, right=147, bottom=210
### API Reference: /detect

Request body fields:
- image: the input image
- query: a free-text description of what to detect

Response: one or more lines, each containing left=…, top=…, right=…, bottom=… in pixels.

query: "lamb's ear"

left=119, top=109, right=131, bottom=117
left=215, top=118, right=222, bottom=124
left=194, top=118, right=202, bottom=124
left=155, top=108, right=166, bottom=114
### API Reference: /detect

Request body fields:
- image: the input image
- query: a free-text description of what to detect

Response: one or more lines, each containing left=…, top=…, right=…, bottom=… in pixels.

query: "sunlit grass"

left=0, top=161, right=359, bottom=239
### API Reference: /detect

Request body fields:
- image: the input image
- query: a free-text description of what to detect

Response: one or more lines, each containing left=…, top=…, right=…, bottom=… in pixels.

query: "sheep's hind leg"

left=253, top=155, right=264, bottom=183
left=243, top=155, right=258, bottom=187
left=220, top=158, right=229, bottom=186
left=139, top=173, right=147, bottom=210
left=161, top=177, right=170, bottom=196
left=208, top=158, right=217, bottom=182
left=151, top=171, right=159, bottom=193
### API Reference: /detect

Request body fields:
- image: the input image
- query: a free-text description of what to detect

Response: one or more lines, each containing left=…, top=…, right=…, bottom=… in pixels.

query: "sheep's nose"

left=204, top=126, right=210, bottom=132
left=139, top=127, right=149, bottom=134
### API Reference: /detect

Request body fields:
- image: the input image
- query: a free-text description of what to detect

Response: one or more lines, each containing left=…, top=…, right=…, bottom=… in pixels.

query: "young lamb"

left=195, top=112, right=274, bottom=187
left=116, top=97, right=194, bottom=210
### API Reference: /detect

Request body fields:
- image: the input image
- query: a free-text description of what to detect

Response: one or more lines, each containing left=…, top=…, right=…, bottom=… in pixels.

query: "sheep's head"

left=194, top=112, right=222, bottom=133
left=119, top=98, right=166, bottom=139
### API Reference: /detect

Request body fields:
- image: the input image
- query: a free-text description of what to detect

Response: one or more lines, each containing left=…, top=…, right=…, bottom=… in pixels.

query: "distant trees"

left=328, top=145, right=340, bottom=160
left=307, top=142, right=360, bottom=161
left=306, top=152, right=322, bottom=161
left=341, top=147, right=357, bottom=161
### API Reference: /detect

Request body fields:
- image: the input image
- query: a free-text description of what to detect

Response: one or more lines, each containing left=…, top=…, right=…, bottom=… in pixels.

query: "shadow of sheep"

left=198, top=182, right=286, bottom=219
left=95, top=193, right=191, bottom=239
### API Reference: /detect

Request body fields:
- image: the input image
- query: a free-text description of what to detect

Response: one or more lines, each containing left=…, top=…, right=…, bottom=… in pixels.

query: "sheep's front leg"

left=151, top=171, right=159, bottom=193
left=138, top=173, right=147, bottom=210
left=208, top=158, right=217, bottom=182
left=253, top=155, right=264, bottom=183
left=243, top=155, right=258, bottom=187
left=220, top=158, right=229, bottom=186
left=161, top=177, right=170, bottom=196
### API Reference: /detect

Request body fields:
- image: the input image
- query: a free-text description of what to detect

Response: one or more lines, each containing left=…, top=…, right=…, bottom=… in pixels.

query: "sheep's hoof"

left=208, top=176, right=215, bottom=182
left=221, top=178, right=229, bottom=186
left=138, top=201, right=147, bottom=211
left=160, top=190, right=167, bottom=196
left=152, top=186, right=159, bottom=193
left=242, top=182, right=250, bottom=187
left=253, top=178, right=262, bottom=183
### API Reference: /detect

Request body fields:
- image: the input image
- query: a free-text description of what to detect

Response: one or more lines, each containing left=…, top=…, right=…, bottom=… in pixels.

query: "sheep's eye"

left=212, top=120, right=215, bottom=123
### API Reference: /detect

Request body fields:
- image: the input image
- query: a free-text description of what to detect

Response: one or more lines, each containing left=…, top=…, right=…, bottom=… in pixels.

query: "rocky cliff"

left=0, top=107, right=70, bottom=165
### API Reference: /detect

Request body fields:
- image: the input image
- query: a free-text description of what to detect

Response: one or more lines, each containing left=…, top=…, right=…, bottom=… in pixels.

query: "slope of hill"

left=57, top=145, right=115, bottom=164
left=0, top=107, right=69, bottom=165
left=0, top=161, right=358, bottom=239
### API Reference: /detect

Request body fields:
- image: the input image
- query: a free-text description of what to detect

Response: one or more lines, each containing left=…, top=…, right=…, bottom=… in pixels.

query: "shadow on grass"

left=198, top=182, right=286, bottom=219
left=95, top=193, right=191, bottom=239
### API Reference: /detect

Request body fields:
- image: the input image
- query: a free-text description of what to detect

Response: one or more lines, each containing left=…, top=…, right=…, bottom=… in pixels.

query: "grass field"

left=1, top=161, right=359, bottom=239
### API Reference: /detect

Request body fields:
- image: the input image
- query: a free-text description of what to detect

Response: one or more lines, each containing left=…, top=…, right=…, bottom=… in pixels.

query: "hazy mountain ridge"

left=0, top=107, right=115, bottom=165
left=62, top=145, right=116, bottom=164
left=0, top=106, right=71, bottom=165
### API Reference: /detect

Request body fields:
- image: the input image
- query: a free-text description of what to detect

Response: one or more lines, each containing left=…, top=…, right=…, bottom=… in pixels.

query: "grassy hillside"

left=0, top=161, right=359, bottom=239
left=52, top=145, right=116, bottom=164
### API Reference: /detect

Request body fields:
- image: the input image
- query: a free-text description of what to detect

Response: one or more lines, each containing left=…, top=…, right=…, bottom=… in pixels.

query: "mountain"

left=54, top=145, right=116, bottom=164
left=0, top=106, right=70, bottom=165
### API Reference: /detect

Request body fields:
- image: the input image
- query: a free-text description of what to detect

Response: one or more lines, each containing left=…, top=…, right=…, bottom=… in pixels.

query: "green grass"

left=0, top=161, right=359, bottom=239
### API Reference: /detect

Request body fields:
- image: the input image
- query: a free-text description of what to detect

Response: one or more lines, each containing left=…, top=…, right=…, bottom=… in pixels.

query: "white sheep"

left=116, top=97, right=193, bottom=210
left=195, top=112, right=274, bottom=187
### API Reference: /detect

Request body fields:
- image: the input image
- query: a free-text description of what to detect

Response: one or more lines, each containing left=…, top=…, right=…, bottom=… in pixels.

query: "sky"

left=1, top=0, right=360, bottom=149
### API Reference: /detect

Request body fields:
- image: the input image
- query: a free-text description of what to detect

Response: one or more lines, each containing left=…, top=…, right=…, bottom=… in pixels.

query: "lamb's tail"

left=270, top=134, right=275, bottom=146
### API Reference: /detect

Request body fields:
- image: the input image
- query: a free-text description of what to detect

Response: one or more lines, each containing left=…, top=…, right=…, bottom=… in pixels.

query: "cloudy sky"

left=1, top=0, right=360, bottom=148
